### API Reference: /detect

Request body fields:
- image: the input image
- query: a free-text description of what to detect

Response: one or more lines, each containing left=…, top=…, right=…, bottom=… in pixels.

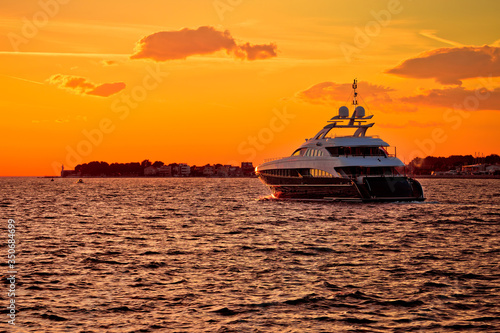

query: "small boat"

left=76, top=179, right=84, bottom=184
left=255, top=79, right=425, bottom=202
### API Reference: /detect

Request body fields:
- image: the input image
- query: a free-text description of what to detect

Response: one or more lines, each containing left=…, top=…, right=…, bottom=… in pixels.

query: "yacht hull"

left=257, top=174, right=425, bottom=202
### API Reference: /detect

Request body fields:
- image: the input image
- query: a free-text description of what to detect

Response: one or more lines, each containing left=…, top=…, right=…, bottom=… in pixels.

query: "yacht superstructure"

left=255, top=79, right=425, bottom=202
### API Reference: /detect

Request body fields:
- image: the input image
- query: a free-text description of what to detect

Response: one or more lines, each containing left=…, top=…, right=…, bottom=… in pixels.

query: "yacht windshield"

left=326, top=146, right=387, bottom=157
left=335, top=166, right=399, bottom=178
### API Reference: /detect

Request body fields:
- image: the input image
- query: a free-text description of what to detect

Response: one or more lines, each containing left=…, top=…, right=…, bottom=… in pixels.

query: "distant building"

left=169, top=163, right=180, bottom=176
left=179, top=163, right=191, bottom=177
left=202, top=165, right=214, bottom=176
left=158, top=165, right=171, bottom=177
left=229, top=166, right=242, bottom=177
left=144, top=166, right=158, bottom=176
left=462, top=164, right=486, bottom=174
left=189, top=165, right=204, bottom=177
left=486, top=164, right=500, bottom=174
left=60, top=165, right=78, bottom=178
left=241, top=162, right=255, bottom=177
left=461, top=163, right=500, bottom=175
left=216, top=165, right=230, bottom=177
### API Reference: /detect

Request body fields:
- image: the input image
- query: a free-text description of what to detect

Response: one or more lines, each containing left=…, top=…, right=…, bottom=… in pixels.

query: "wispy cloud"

left=418, top=30, right=464, bottom=47
left=2, top=74, right=44, bottom=85
left=386, top=45, right=500, bottom=85
left=47, top=74, right=126, bottom=97
left=0, top=51, right=129, bottom=58
left=131, top=26, right=277, bottom=61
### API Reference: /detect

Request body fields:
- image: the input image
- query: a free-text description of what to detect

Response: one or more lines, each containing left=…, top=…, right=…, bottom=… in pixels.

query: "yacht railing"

left=264, top=147, right=397, bottom=162
left=383, top=146, right=397, bottom=158
left=325, top=134, right=380, bottom=139
left=264, top=156, right=289, bottom=163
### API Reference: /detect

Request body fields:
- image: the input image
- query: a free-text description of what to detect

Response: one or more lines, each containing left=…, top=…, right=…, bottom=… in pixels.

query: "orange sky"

left=1, top=0, right=499, bottom=176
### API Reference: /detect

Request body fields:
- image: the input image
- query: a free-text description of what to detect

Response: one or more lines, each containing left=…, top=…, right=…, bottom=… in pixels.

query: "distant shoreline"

left=41, top=175, right=258, bottom=179
left=37, top=175, right=499, bottom=180
left=415, top=175, right=500, bottom=179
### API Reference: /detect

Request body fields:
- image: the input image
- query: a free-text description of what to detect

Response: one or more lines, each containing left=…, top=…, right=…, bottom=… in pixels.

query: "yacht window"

left=335, top=166, right=399, bottom=178
left=298, top=169, right=310, bottom=177
left=261, top=169, right=301, bottom=177
left=326, top=147, right=339, bottom=156
left=326, top=146, right=388, bottom=157
left=335, top=168, right=348, bottom=178
left=351, top=147, right=362, bottom=156
left=302, top=148, right=324, bottom=157
left=292, top=148, right=306, bottom=156
left=309, top=168, right=333, bottom=177
left=378, top=147, right=388, bottom=157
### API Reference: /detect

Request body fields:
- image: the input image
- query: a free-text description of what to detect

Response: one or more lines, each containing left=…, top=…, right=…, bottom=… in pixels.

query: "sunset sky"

left=1, top=0, right=499, bottom=176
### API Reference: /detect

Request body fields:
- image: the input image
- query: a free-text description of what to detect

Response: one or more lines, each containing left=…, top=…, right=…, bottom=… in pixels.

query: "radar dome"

left=355, top=106, right=365, bottom=118
left=338, top=106, right=349, bottom=118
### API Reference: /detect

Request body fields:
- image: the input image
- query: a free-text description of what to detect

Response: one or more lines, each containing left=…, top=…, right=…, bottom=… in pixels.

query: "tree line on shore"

left=71, top=160, right=255, bottom=177
left=408, top=154, right=500, bottom=175
left=74, top=161, right=145, bottom=177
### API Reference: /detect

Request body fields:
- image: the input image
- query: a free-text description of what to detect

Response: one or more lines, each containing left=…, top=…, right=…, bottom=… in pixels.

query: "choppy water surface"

left=1, top=178, right=499, bottom=332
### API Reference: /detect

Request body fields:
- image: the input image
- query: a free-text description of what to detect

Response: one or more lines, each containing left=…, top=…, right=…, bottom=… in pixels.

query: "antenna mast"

left=352, top=78, right=358, bottom=106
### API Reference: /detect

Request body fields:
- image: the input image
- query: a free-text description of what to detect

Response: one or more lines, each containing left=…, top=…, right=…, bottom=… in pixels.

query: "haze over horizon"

left=1, top=0, right=499, bottom=176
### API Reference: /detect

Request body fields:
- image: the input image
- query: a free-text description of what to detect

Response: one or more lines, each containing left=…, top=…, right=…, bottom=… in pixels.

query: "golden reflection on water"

left=1, top=178, right=499, bottom=332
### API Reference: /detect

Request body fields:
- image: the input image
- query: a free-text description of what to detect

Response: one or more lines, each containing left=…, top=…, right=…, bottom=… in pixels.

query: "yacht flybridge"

left=255, top=79, right=425, bottom=202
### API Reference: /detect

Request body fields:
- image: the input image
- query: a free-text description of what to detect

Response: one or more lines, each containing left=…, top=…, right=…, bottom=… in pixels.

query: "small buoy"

left=76, top=179, right=84, bottom=184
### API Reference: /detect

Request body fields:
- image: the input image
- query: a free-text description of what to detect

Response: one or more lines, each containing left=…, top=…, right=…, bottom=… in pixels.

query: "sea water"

left=0, top=178, right=499, bottom=332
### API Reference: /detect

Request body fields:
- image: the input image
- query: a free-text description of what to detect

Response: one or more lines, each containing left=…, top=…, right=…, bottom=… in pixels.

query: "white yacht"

left=256, top=79, right=425, bottom=202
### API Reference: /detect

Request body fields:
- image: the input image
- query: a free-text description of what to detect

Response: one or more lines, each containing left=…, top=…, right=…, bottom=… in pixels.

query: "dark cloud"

left=48, top=74, right=125, bottom=97
left=297, top=81, right=393, bottom=105
left=87, top=82, right=127, bottom=97
left=386, top=45, right=500, bottom=85
left=236, top=42, right=277, bottom=60
left=400, top=86, right=500, bottom=111
left=131, top=26, right=277, bottom=61
left=296, top=81, right=419, bottom=113
left=102, top=60, right=119, bottom=66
